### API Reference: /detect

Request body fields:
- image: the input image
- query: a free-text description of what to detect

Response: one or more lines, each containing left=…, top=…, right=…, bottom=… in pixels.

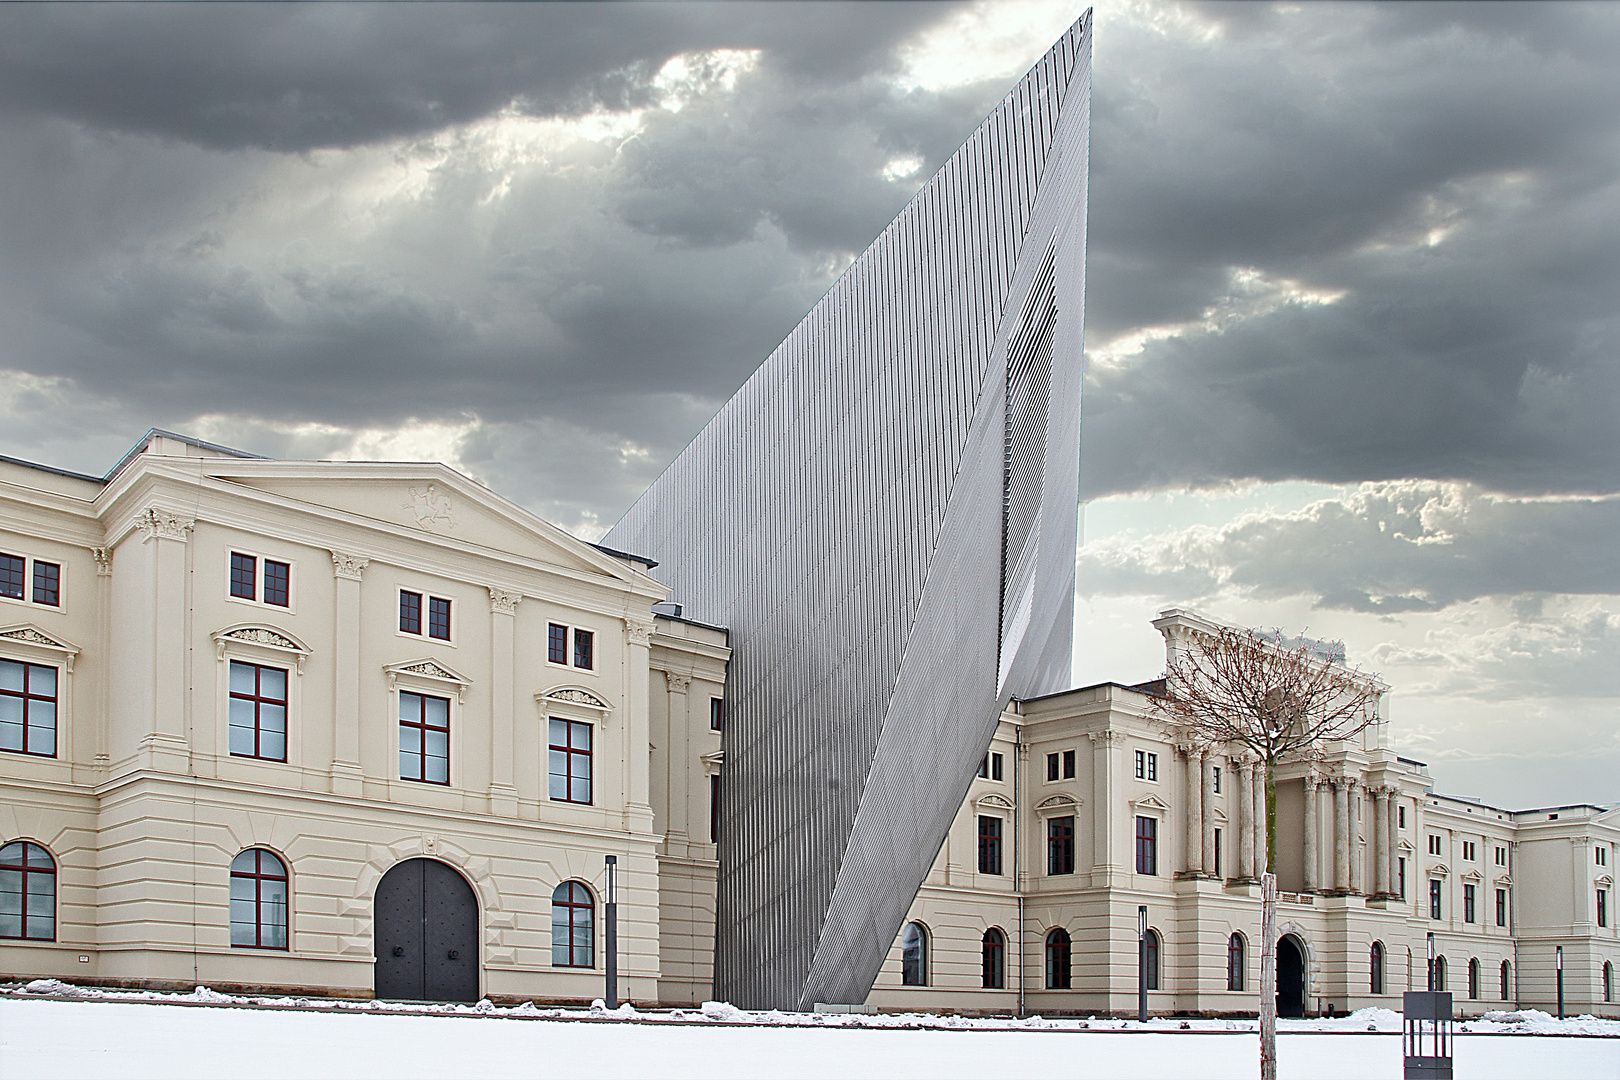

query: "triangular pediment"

left=1131, top=794, right=1172, bottom=814
left=212, top=464, right=653, bottom=586
left=0, top=624, right=80, bottom=656
left=386, top=658, right=471, bottom=687
left=1461, top=869, right=1483, bottom=883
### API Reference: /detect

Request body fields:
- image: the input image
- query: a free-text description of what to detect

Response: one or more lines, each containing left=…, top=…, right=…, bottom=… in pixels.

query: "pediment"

left=0, top=624, right=81, bottom=665
left=974, top=793, right=1015, bottom=812
left=219, top=467, right=650, bottom=585
left=1598, top=874, right=1614, bottom=887
left=701, top=750, right=725, bottom=775
left=1131, top=794, right=1172, bottom=815
left=213, top=623, right=310, bottom=655
left=1036, top=794, right=1080, bottom=814
left=1210, top=807, right=1228, bottom=823
left=1398, top=840, right=1415, bottom=854
left=1494, top=875, right=1512, bottom=886
left=386, top=658, right=471, bottom=701
left=1461, top=869, right=1483, bottom=883
left=1430, top=863, right=1450, bottom=877
left=539, top=686, right=611, bottom=711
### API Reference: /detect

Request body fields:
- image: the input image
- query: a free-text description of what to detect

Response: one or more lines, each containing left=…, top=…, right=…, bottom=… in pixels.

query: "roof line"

left=103, top=428, right=265, bottom=484
left=0, top=453, right=104, bottom=485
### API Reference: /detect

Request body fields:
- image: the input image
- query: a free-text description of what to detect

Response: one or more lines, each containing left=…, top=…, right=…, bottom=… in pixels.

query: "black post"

left=1137, top=905, right=1148, bottom=1023
left=1556, top=945, right=1563, bottom=1020
left=605, top=855, right=618, bottom=1009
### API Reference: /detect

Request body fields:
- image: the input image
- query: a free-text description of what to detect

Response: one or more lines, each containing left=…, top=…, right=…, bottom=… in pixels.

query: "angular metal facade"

left=605, top=14, right=1091, bottom=1010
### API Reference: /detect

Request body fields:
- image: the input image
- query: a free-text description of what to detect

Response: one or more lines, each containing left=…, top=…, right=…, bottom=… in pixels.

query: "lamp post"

left=1555, top=945, right=1563, bottom=1020
left=605, top=855, right=619, bottom=1009
left=1137, top=905, right=1148, bottom=1023
left=1427, top=932, right=1435, bottom=992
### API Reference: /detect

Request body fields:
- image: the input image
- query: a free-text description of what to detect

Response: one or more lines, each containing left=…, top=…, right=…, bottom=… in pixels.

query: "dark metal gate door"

left=374, top=858, right=479, bottom=1002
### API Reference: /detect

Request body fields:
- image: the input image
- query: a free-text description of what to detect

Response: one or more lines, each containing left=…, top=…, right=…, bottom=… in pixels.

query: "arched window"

left=901, top=921, right=928, bottom=986
left=1467, top=958, right=1480, bottom=999
left=1045, top=928, right=1071, bottom=989
left=1500, top=960, right=1511, bottom=1001
left=1605, top=961, right=1613, bottom=1004
left=551, top=881, right=594, bottom=968
left=1145, top=929, right=1162, bottom=991
left=1370, top=941, right=1385, bottom=995
left=1433, top=954, right=1447, bottom=992
left=229, top=849, right=288, bottom=949
left=0, top=841, right=56, bottom=941
left=982, top=928, right=1006, bottom=989
left=1227, top=933, right=1245, bottom=991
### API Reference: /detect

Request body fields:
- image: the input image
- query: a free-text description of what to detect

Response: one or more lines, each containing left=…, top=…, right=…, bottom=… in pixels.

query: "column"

left=1252, top=758, right=1268, bottom=876
left=1182, top=745, right=1204, bottom=876
left=1303, top=775, right=1320, bottom=893
left=1334, top=777, right=1351, bottom=892
left=137, top=507, right=195, bottom=772
left=329, top=551, right=369, bottom=797
left=624, top=620, right=655, bottom=832
left=665, top=672, right=692, bottom=853
left=1202, top=752, right=1218, bottom=877
left=1087, top=730, right=1122, bottom=877
left=1387, top=788, right=1401, bottom=900
left=1349, top=779, right=1364, bottom=895
left=1237, top=759, right=1256, bottom=881
left=1373, top=787, right=1392, bottom=897
left=487, top=586, right=521, bottom=817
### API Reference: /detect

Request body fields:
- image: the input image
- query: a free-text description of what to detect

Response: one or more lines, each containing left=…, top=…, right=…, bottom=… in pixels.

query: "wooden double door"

left=374, top=858, right=479, bottom=1002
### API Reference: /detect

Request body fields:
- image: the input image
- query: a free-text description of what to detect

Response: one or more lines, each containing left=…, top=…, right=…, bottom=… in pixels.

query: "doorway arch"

left=374, top=858, right=479, bottom=1002
left=1277, top=934, right=1307, bottom=1018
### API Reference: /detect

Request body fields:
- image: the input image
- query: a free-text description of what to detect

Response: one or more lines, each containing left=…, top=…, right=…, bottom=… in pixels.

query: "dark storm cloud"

left=1081, top=1, right=1620, bottom=500
left=0, top=2, right=959, bottom=152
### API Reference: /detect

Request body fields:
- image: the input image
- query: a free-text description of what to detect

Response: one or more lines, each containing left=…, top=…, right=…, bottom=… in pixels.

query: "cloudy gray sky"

left=1, top=1, right=1615, bottom=807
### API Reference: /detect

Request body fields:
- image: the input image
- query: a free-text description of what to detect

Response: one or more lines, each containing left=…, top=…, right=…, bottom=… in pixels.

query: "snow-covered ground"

left=1, top=982, right=1614, bottom=1079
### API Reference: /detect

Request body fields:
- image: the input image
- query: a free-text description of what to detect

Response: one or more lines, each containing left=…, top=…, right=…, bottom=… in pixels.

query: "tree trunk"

left=1264, top=756, right=1278, bottom=876
left=1260, top=872, right=1278, bottom=1080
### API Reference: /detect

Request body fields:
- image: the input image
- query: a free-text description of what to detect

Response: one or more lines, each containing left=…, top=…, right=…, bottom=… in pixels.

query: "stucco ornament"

left=404, top=485, right=453, bottom=532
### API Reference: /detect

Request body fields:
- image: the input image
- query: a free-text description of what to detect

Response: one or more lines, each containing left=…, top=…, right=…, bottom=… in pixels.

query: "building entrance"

left=1277, top=934, right=1307, bottom=1018
left=374, top=858, right=479, bottom=1002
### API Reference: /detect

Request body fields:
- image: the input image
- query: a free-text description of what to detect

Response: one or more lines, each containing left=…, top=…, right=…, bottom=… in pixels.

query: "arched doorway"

left=1276, top=934, right=1307, bottom=1018
left=374, top=858, right=479, bottom=1002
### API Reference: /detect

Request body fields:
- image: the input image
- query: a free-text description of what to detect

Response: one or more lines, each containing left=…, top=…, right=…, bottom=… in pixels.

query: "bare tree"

left=1150, top=621, right=1382, bottom=1080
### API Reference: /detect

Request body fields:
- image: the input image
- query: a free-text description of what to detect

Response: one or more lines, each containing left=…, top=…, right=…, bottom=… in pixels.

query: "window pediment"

left=1430, top=863, right=1450, bottom=877
left=386, top=658, right=471, bottom=701
left=1036, top=794, right=1080, bottom=815
left=975, top=793, right=1015, bottom=812
left=537, top=684, right=612, bottom=722
left=1398, top=839, right=1415, bottom=854
left=0, top=624, right=81, bottom=671
left=1131, top=794, right=1171, bottom=816
left=213, top=623, right=310, bottom=671
left=701, top=750, right=724, bottom=776
left=1494, top=875, right=1512, bottom=887
left=1597, top=873, right=1614, bottom=887
left=1461, top=869, right=1483, bottom=883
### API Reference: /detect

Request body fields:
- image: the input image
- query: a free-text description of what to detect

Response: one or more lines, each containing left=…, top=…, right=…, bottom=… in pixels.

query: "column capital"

left=626, top=620, right=655, bottom=647
left=665, top=671, right=692, bottom=694
left=135, top=506, right=194, bottom=543
left=1175, top=740, right=1207, bottom=759
left=330, top=550, right=371, bottom=581
left=91, top=547, right=114, bottom=576
left=487, top=585, right=523, bottom=615
left=1086, top=729, right=1127, bottom=747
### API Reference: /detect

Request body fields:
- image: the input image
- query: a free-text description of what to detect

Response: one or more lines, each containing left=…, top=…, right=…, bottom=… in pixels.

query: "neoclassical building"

left=0, top=430, right=727, bottom=1004
left=869, top=610, right=1619, bottom=1018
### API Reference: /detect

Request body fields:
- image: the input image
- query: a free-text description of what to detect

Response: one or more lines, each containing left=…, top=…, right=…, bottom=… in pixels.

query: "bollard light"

left=1137, top=905, right=1148, bottom=1024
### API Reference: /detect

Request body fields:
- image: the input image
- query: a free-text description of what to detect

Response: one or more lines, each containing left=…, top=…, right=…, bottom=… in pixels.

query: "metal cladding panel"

left=606, top=13, right=1090, bottom=1011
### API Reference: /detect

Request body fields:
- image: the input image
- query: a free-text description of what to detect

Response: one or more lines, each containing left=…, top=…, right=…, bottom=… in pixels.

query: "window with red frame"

left=228, top=661, right=287, bottom=761
left=549, top=718, right=592, bottom=803
left=229, top=848, right=288, bottom=949
left=427, top=596, right=451, bottom=641
left=0, top=841, right=55, bottom=941
left=0, top=659, right=57, bottom=757
left=399, top=691, right=450, bottom=784
left=551, top=881, right=594, bottom=967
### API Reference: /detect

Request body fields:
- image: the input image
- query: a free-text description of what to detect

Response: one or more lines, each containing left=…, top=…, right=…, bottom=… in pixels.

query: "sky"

left=0, top=1, right=1615, bottom=809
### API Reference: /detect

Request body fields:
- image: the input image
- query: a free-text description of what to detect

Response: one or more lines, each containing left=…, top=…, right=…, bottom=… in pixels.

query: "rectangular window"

left=427, top=596, right=451, bottom=641
left=0, top=553, right=24, bottom=600
left=548, top=623, right=568, bottom=664
left=573, top=628, right=594, bottom=669
left=710, top=697, right=724, bottom=732
left=1047, top=816, right=1075, bottom=875
left=31, top=562, right=59, bottom=607
left=1496, top=888, right=1508, bottom=928
left=1464, top=883, right=1476, bottom=923
left=549, top=717, right=593, bottom=804
left=1398, top=858, right=1406, bottom=899
left=400, top=590, right=422, bottom=635
left=1429, top=835, right=1442, bottom=856
left=1214, top=828, right=1222, bottom=877
left=978, top=816, right=1003, bottom=875
left=230, top=552, right=257, bottom=600
left=1599, top=847, right=1608, bottom=866
left=0, top=659, right=57, bottom=757
left=1135, top=749, right=1145, bottom=778
left=1062, top=749, right=1076, bottom=779
left=991, top=752, right=1003, bottom=781
left=710, top=774, right=721, bottom=843
left=1147, top=752, right=1158, bottom=781
left=398, top=691, right=450, bottom=785
left=1213, top=766, right=1222, bottom=794
left=1463, top=841, right=1476, bottom=862
left=1429, top=880, right=1442, bottom=920
left=262, top=560, right=290, bottom=608
left=1399, top=805, right=1406, bottom=828
left=228, top=661, right=287, bottom=762
left=1496, top=846, right=1507, bottom=867
left=978, top=754, right=988, bottom=778
left=1600, top=890, right=1609, bottom=929
left=1046, top=752, right=1059, bottom=782
left=1136, top=816, right=1158, bottom=876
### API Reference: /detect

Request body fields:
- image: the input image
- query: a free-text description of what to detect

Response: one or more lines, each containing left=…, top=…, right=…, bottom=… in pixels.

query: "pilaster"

left=137, top=507, right=194, bottom=772
left=487, top=586, right=522, bottom=816
left=328, top=550, right=369, bottom=796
